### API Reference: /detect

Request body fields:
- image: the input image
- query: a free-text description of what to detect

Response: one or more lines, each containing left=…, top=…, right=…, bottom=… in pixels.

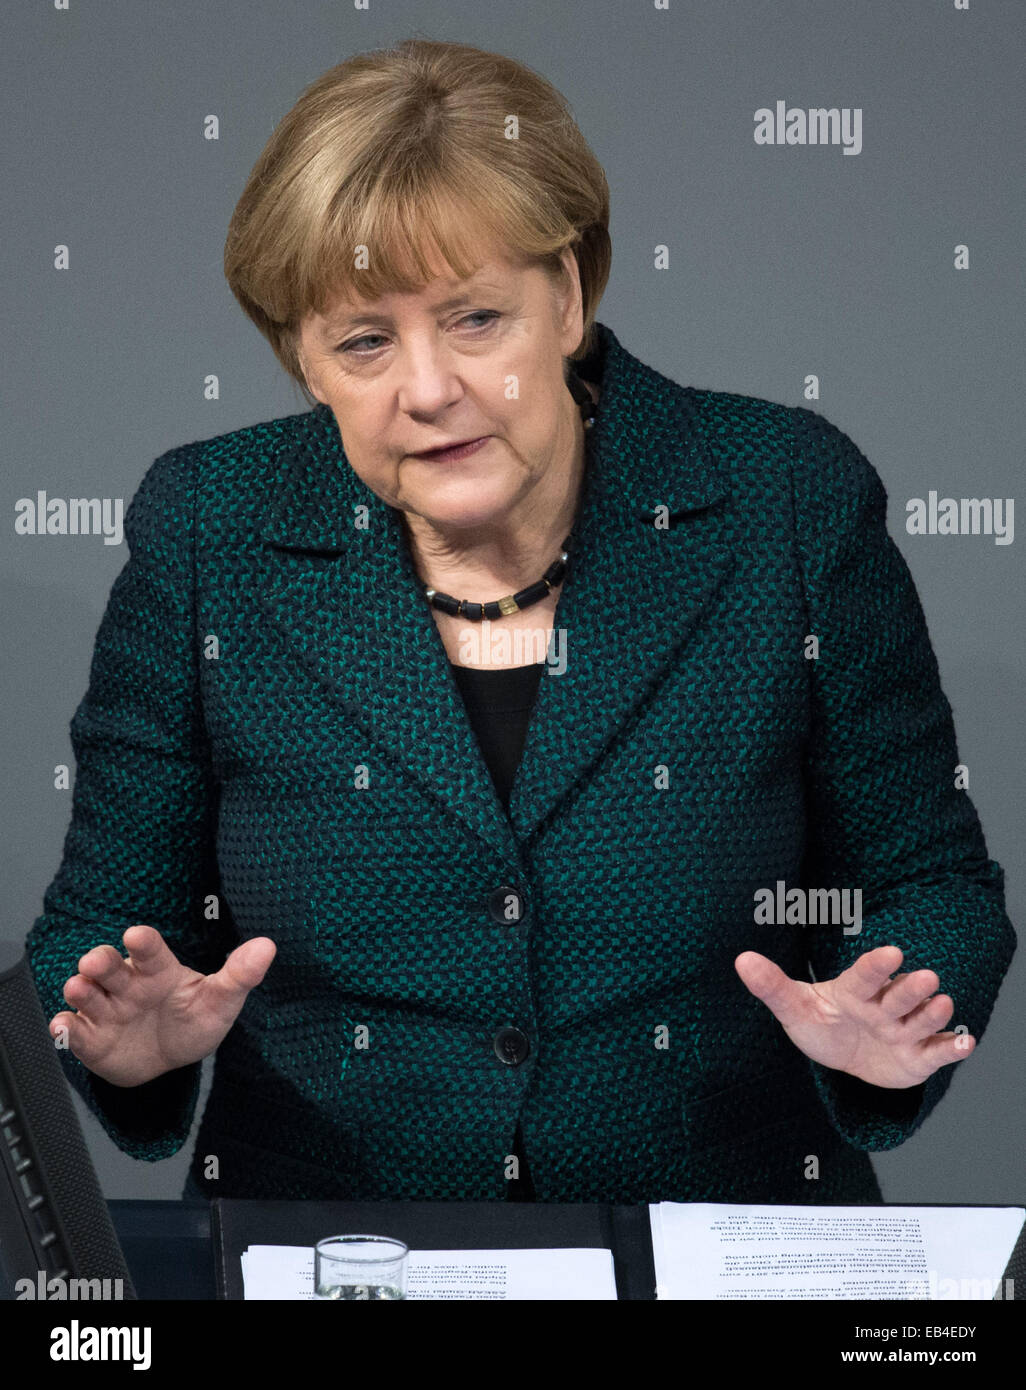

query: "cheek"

left=327, top=391, right=373, bottom=447
left=507, top=378, right=560, bottom=448
left=338, top=414, right=402, bottom=490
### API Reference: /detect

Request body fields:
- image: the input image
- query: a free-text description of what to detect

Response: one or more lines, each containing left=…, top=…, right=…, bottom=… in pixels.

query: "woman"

left=25, top=39, right=1015, bottom=1205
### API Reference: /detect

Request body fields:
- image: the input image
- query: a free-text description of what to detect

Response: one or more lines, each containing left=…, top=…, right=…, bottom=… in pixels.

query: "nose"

left=395, top=344, right=465, bottom=419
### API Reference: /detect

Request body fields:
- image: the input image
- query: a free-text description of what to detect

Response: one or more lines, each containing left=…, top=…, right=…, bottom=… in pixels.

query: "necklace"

left=420, top=371, right=596, bottom=622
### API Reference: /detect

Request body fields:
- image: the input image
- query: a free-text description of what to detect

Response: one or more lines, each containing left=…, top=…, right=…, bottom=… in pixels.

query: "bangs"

left=293, top=160, right=565, bottom=324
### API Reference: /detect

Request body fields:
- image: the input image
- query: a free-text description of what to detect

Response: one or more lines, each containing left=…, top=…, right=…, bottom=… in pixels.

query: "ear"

left=294, top=335, right=329, bottom=407
left=554, top=247, right=585, bottom=358
left=304, top=375, right=329, bottom=408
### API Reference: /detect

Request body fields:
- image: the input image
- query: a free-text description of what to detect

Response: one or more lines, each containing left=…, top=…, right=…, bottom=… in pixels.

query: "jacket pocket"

left=196, top=1118, right=363, bottom=1200
left=678, top=1062, right=845, bottom=1202
left=680, top=1061, right=818, bottom=1153
left=204, top=1073, right=364, bottom=1183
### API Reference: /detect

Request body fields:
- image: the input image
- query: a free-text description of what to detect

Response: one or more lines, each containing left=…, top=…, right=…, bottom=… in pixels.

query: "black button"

left=487, top=884, right=524, bottom=924
left=493, top=1027, right=530, bottom=1065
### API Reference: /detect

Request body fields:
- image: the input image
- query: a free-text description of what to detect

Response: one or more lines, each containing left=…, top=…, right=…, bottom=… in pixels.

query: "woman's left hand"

left=734, top=945, right=974, bottom=1088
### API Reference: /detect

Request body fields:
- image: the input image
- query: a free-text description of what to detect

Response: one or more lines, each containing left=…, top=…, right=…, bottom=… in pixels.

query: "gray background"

left=3, top=2, right=1023, bottom=1203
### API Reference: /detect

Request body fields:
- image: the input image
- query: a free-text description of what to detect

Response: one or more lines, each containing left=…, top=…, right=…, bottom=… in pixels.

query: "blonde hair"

left=223, top=38, right=611, bottom=406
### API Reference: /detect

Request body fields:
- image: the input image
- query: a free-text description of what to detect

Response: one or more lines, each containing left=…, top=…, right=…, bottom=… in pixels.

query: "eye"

left=459, top=310, right=501, bottom=331
left=337, top=310, right=500, bottom=356
left=338, top=332, right=387, bottom=356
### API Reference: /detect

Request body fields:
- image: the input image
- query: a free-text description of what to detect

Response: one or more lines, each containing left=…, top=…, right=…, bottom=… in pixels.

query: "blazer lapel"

left=506, top=326, right=734, bottom=842
left=255, top=412, right=517, bottom=865
left=254, top=323, right=733, bottom=862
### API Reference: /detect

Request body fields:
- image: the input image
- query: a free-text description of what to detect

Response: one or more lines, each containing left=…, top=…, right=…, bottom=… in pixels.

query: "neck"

left=401, top=388, right=590, bottom=598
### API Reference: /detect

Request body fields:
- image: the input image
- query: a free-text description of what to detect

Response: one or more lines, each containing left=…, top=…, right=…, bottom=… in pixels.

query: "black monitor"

left=0, top=940, right=136, bottom=1300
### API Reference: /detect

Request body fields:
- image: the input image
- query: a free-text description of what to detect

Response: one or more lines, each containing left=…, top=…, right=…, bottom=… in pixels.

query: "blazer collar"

left=255, top=322, right=733, bottom=863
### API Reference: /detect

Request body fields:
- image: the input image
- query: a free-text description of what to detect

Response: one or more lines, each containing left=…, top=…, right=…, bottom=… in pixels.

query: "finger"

left=49, top=1010, right=106, bottom=1068
left=207, top=938, right=277, bottom=1006
left=61, top=974, right=115, bottom=1025
left=121, top=923, right=179, bottom=977
left=877, top=969, right=940, bottom=1021
left=835, top=945, right=904, bottom=1005
left=899, top=992, right=956, bottom=1041
left=734, top=951, right=809, bottom=1030
left=49, top=1010, right=83, bottom=1047
left=912, top=1029, right=976, bottom=1075
left=77, top=943, right=131, bottom=994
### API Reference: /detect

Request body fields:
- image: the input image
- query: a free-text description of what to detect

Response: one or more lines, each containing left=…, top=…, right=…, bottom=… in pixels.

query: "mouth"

left=410, top=436, right=490, bottom=462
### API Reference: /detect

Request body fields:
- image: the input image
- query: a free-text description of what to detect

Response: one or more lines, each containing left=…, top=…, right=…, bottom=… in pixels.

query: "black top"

left=448, top=661, right=546, bottom=812
left=449, top=659, right=546, bottom=1201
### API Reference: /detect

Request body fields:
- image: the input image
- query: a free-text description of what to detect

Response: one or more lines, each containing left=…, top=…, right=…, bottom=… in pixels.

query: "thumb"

left=207, top=937, right=277, bottom=1004
left=734, top=950, right=807, bottom=1029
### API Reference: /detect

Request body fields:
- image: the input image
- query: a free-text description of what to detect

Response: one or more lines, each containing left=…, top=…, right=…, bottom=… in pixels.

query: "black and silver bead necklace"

left=421, top=370, right=596, bottom=622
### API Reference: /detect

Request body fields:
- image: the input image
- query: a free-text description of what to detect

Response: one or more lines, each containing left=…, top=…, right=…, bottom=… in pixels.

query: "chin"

left=415, top=508, right=511, bottom=532
left=409, top=484, right=517, bottom=528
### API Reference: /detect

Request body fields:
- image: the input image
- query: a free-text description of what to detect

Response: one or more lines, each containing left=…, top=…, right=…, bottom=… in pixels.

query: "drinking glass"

left=314, top=1235, right=408, bottom=1300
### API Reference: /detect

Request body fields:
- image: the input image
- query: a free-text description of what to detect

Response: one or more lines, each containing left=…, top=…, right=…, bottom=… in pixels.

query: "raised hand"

left=49, top=924, right=277, bottom=1087
left=734, top=944, right=973, bottom=1089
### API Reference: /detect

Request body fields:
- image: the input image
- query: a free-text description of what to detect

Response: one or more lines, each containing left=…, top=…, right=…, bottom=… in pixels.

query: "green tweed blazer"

left=25, top=322, right=1016, bottom=1204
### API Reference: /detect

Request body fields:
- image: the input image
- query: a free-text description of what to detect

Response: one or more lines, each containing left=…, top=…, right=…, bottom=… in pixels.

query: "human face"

left=295, top=247, right=585, bottom=543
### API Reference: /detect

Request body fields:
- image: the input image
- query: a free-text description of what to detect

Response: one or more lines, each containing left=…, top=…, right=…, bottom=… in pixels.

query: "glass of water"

left=314, top=1235, right=408, bottom=1300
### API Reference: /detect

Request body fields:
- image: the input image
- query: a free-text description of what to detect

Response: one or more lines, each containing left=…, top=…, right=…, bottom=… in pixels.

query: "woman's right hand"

left=49, top=924, right=277, bottom=1087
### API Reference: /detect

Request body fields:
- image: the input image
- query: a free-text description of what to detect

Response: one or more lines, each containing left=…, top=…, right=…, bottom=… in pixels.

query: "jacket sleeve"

left=24, top=443, right=232, bottom=1161
left=787, top=404, right=1016, bottom=1151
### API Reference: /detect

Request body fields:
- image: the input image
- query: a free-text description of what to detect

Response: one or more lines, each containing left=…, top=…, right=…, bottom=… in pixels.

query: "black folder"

left=212, top=1198, right=656, bottom=1300
left=212, top=1198, right=1026, bottom=1302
